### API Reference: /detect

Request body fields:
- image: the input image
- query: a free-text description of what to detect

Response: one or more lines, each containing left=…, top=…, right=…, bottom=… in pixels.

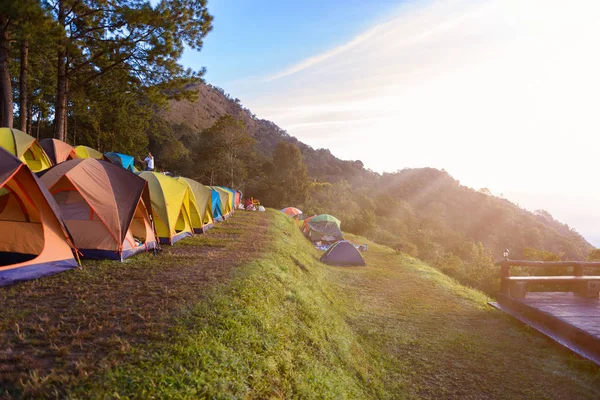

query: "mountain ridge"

left=162, top=82, right=593, bottom=269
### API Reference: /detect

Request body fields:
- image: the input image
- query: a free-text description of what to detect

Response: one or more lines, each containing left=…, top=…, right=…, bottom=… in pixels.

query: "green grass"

left=1, top=210, right=598, bottom=398
left=332, top=233, right=600, bottom=398
left=67, top=211, right=381, bottom=399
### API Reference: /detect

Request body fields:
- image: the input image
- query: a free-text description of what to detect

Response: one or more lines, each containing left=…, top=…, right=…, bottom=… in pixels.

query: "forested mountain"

left=160, top=83, right=593, bottom=294
left=164, top=83, right=369, bottom=183
left=0, top=0, right=592, bottom=295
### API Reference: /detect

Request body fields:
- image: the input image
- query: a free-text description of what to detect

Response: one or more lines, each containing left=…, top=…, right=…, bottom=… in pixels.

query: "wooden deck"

left=491, top=292, right=600, bottom=365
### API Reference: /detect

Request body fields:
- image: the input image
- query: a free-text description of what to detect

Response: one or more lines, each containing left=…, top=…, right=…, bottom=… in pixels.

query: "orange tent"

left=281, top=207, right=302, bottom=218
left=40, top=138, right=76, bottom=164
left=0, top=148, right=78, bottom=286
left=40, top=158, right=157, bottom=260
left=301, top=215, right=316, bottom=234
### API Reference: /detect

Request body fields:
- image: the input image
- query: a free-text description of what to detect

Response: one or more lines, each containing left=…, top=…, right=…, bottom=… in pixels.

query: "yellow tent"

left=73, top=145, right=105, bottom=160
left=177, top=177, right=214, bottom=233
left=139, top=172, right=193, bottom=244
left=0, top=128, right=52, bottom=172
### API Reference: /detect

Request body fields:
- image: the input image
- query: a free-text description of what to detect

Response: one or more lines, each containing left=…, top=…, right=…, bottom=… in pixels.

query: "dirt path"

left=0, top=211, right=270, bottom=398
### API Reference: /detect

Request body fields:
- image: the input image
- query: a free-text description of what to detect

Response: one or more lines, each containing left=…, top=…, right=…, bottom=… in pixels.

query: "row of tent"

left=0, top=128, right=242, bottom=286
left=280, top=207, right=365, bottom=266
left=0, top=127, right=136, bottom=172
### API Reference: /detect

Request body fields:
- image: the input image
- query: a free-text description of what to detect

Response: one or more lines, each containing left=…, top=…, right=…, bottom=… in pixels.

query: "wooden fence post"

left=500, top=262, right=510, bottom=295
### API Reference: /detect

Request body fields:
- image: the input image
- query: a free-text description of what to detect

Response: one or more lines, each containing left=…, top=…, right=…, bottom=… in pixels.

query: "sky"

left=181, top=0, right=600, bottom=246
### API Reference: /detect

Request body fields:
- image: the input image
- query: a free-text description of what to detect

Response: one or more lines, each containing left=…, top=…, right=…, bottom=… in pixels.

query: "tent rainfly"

left=0, top=128, right=52, bottom=172
left=212, top=186, right=233, bottom=218
left=219, top=187, right=237, bottom=212
left=139, top=171, right=194, bottom=244
left=210, top=187, right=224, bottom=222
left=281, top=207, right=303, bottom=218
left=104, top=152, right=137, bottom=172
left=305, top=214, right=343, bottom=243
left=40, top=138, right=76, bottom=165
left=73, top=145, right=105, bottom=160
left=320, top=241, right=366, bottom=266
left=40, top=158, right=157, bottom=260
left=177, top=177, right=215, bottom=233
left=0, top=147, right=78, bottom=286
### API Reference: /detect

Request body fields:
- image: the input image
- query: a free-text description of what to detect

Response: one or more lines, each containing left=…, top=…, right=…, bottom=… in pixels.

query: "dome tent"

left=218, top=187, right=237, bottom=212
left=104, top=152, right=136, bottom=172
left=212, top=186, right=233, bottom=218
left=73, top=145, right=105, bottom=160
left=40, top=158, right=157, bottom=260
left=40, top=138, right=76, bottom=165
left=320, top=241, right=366, bottom=266
left=210, top=187, right=224, bottom=222
left=177, top=177, right=215, bottom=233
left=139, top=171, right=194, bottom=244
left=0, top=128, right=52, bottom=172
left=305, top=214, right=343, bottom=243
left=0, top=147, right=77, bottom=286
left=281, top=207, right=302, bottom=218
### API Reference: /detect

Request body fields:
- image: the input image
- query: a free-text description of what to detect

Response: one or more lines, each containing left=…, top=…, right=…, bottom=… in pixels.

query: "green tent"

left=310, top=214, right=341, bottom=228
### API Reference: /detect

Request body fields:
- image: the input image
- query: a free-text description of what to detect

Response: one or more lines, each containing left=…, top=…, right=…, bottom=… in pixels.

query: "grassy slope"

left=69, top=210, right=599, bottom=399
left=336, top=233, right=600, bottom=399
left=0, top=212, right=271, bottom=398
left=2, top=210, right=598, bottom=398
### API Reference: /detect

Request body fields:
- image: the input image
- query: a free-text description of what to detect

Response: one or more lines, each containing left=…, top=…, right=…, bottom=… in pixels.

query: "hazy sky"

left=182, top=0, right=600, bottom=246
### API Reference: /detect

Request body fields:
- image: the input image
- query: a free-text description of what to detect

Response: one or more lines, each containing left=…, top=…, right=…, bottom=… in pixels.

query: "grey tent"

left=320, top=241, right=366, bottom=266
left=306, top=221, right=343, bottom=243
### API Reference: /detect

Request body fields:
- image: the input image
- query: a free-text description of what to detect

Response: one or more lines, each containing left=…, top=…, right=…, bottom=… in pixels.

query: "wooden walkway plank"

left=492, top=292, right=600, bottom=365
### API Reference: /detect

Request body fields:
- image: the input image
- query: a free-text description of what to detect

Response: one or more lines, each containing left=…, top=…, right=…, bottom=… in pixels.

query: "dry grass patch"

left=0, top=211, right=269, bottom=398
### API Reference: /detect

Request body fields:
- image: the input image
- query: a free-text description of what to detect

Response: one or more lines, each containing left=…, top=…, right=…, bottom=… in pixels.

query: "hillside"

left=164, top=83, right=368, bottom=183
left=161, top=84, right=593, bottom=283
left=1, top=211, right=598, bottom=398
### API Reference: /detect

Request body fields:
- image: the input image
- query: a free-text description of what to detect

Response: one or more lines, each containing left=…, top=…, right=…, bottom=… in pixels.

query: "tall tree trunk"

left=0, top=15, right=13, bottom=128
left=26, top=95, right=32, bottom=134
left=54, top=0, right=67, bottom=140
left=19, top=38, right=28, bottom=132
left=36, top=110, right=41, bottom=139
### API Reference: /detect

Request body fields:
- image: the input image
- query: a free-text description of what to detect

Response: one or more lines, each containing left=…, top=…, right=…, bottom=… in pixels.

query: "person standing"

left=144, top=152, right=154, bottom=171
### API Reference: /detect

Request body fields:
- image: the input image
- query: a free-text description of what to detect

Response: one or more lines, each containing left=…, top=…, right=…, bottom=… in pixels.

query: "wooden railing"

left=495, top=260, right=600, bottom=298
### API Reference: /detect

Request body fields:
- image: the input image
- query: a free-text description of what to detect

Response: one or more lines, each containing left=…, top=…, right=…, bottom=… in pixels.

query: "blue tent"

left=211, top=188, right=224, bottom=222
left=104, top=152, right=136, bottom=172
left=320, top=241, right=366, bottom=266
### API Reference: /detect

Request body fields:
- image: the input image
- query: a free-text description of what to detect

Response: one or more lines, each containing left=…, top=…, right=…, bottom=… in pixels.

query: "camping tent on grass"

left=0, top=128, right=52, bottom=172
left=177, top=177, right=214, bottom=232
left=320, top=241, right=366, bottom=266
left=310, top=214, right=341, bottom=227
left=0, top=148, right=77, bottom=286
left=40, top=138, right=76, bottom=165
left=104, top=152, right=136, bottom=172
left=73, top=145, right=105, bottom=160
left=40, top=158, right=156, bottom=260
left=212, top=186, right=233, bottom=218
left=210, top=187, right=224, bottom=222
left=219, top=187, right=236, bottom=212
left=305, top=214, right=343, bottom=243
left=281, top=207, right=302, bottom=218
left=139, top=171, right=194, bottom=244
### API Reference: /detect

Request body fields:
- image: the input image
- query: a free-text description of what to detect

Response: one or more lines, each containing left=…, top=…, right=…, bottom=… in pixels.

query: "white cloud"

left=229, top=0, right=600, bottom=245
